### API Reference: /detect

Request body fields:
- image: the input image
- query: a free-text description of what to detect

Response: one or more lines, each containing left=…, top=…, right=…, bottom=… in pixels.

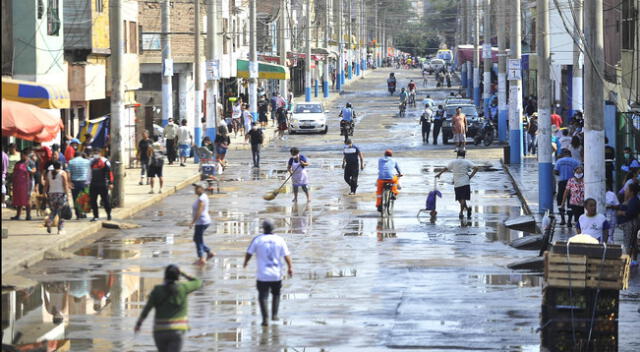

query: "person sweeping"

left=425, top=177, right=442, bottom=220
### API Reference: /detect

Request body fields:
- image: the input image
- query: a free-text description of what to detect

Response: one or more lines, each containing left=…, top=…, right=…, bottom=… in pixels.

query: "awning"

left=2, top=78, right=70, bottom=109
left=311, top=48, right=330, bottom=55
left=2, top=99, right=64, bottom=142
left=237, top=60, right=290, bottom=80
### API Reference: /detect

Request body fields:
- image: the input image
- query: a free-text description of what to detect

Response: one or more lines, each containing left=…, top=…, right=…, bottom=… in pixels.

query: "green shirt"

left=139, top=279, right=202, bottom=331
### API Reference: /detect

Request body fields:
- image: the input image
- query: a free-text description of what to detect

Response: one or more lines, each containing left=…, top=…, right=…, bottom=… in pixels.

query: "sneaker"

left=107, top=215, right=112, bottom=221
left=26, top=215, right=32, bottom=220
left=149, top=190, right=154, bottom=194
left=10, top=216, right=20, bottom=220
left=90, top=217, right=98, bottom=222
left=57, top=230, right=65, bottom=235
left=46, top=224, right=52, bottom=234
left=138, top=181, right=143, bottom=186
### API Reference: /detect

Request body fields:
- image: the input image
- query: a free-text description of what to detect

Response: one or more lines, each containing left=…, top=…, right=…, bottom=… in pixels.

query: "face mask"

left=575, top=173, right=583, bottom=179
left=624, top=153, right=631, bottom=159
left=252, top=126, right=257, bottom=130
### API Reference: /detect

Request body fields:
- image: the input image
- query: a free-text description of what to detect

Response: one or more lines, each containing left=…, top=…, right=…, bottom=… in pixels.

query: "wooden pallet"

left=544, top=252, right=630, bottom=290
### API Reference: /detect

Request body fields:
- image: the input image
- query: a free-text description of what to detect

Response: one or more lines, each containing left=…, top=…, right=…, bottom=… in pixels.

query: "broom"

left=263, top=165, right=301, bottom=201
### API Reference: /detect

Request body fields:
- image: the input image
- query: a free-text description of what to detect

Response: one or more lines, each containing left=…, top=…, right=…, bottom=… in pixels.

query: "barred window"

left=47, top=0, right=60, bottom=36
left=622, top=0, right=636, bottom=50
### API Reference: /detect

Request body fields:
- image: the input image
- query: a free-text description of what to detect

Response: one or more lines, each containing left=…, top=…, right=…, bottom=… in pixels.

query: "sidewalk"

left=1, top=70, right=372, bottom=276
left=501, top=156, right=540, bottom=216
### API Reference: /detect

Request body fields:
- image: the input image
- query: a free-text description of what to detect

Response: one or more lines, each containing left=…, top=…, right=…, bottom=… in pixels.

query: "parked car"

left=441, top=104, right=482, bottom=144
left=430, top=58, right=445, bottom=73
left=444, top=98, right=473, bottom=106
left=289, top=102, right=329, bottom=134
left=422, top=59, right=432, bottom=73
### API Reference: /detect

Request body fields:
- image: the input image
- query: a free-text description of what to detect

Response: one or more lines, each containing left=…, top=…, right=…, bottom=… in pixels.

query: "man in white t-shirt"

left=577, top=198, right=611, bottom=243
left=435, top=150, right=479, bottom=220
left=244, top=220, right=293, bottom=326
left=177, top=119, right=193, bottom=167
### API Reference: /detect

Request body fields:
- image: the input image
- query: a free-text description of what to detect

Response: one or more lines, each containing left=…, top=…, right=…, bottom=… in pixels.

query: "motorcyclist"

left=407, top=80, right=417, bottom=105
left=387, top=73, right=397, bottom=95
left=339, top=102, right=356, bottom=140
left=376, top=149, right=403, bottom=212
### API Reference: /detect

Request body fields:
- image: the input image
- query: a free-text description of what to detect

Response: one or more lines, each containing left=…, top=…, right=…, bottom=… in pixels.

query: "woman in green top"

left=135, top=264, right=202, bottom=352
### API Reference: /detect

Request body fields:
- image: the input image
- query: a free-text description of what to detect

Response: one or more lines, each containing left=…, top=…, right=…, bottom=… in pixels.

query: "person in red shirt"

left=64, top=139, right=80, bottom=162
left=551, top=111, right=563, bottom=128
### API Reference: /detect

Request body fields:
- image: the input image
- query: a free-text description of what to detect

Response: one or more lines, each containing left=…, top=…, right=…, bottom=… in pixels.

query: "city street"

left=4, top=68, right=639, bottom=351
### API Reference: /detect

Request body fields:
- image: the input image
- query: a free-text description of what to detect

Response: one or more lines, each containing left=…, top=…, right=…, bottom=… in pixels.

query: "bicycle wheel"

left=382, top=188, right=391, bottom=217
left=387, top=196, right=394, bottom=216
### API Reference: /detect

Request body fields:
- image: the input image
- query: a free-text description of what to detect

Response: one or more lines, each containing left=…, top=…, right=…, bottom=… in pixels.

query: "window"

left=622, top=0, right=636, bottom=50
left=129, top=21, right=138, bottom=54
left=37, top=0, right=44, bottom=19
left=47, top=0, right=60, bottom=36
left=123, top=20, right=128, bottom=53
left=96, top=0, right=103, bottom=13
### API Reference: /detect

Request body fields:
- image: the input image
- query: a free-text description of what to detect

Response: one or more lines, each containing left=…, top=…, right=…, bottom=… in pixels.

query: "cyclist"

left=408, top=80, right=417, bottom=106
left=387, top=73, right=397, bottom=95
left=399, top=88, right=408, bottom=115
left=339, top=102, right=356, bottom=141
left=376, top=150, right=403, bottom=212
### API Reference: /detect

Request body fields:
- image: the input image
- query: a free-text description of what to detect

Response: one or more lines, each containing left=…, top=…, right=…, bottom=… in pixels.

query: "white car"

left=289, top=102, right=329, bottom=134
left=430, top=58, right=445, bottom=72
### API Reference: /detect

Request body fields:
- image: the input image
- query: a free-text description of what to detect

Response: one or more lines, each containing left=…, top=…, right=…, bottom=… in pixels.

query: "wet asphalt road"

left=4, top=68, right=639, bottom=351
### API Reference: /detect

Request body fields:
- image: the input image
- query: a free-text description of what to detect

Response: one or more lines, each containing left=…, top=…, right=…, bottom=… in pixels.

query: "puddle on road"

left=466, top=273, right=543, bottom=288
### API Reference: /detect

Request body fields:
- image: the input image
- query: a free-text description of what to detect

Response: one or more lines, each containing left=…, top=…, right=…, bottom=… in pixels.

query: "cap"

left=192, top=181, right=207, bottom=189
left=70, top=138, right=80, bottom=144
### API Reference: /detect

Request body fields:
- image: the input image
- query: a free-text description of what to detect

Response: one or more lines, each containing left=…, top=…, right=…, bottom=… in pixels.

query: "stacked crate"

left=541, top=242, right=630, bottom=352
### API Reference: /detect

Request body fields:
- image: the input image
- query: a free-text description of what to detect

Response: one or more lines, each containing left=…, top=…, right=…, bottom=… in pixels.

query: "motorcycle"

left=473, top=118, right=496, bottom=146
left=340, top=120, right=355, bottom=141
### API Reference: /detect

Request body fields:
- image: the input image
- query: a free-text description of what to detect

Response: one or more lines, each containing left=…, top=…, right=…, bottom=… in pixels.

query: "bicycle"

left=381, top=183, right=395, bottom=217
left=398, top=102, right=407, bottom=118
left=408, top=91, right=416, bottom=107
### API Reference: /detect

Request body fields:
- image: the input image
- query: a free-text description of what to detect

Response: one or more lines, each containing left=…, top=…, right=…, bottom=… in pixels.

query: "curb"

left=500, top=158, right=532, bottom=216
left=2, top=171, right=201, bottom=276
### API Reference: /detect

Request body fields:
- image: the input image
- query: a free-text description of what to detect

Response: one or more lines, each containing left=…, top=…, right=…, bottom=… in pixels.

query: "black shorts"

left=257, top=280, right=282, bottom=297
left=148, top=165, right=163, bottom=178
left=556, top=180, right=568, bottom=205
left=454, top=185, right=471, bottom=201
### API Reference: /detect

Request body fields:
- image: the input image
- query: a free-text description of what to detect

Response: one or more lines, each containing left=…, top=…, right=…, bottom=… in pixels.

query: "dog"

left=30, top=191, right=47, bottom=217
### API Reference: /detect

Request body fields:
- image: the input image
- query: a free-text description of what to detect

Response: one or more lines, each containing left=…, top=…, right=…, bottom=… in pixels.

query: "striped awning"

left=236, top=60, right=290, bottom=80
left=2, top=78, right=70, bottom=109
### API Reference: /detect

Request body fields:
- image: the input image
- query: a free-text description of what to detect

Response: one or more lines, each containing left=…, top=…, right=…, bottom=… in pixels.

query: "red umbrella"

left=2, top=99, right=64, bottom=142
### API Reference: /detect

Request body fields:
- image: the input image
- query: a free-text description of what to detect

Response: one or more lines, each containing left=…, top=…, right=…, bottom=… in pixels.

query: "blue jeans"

left=193, top=224, right=211, bottom=258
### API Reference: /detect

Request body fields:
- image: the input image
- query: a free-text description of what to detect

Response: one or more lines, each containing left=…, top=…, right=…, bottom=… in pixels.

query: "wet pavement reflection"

left=3, top=68, right=639, bottom=351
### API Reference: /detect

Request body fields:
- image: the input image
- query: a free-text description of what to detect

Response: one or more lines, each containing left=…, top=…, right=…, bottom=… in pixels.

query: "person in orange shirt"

left=451, top=107, right=468, bottom=152
left=551, top=110, right=563, bottom=128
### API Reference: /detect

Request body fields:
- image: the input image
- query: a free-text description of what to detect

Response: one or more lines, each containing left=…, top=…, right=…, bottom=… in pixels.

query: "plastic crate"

left=544, top=252, right=630, bottom=290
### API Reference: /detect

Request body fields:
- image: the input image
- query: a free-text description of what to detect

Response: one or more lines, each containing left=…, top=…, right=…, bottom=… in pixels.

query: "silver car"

left=289, top=102, right=329, bottom=134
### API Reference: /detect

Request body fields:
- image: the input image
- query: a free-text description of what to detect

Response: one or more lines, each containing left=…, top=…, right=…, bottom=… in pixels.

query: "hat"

left=192, top=181, right=207, bottom=189
left=70, top=138, right=80, bottom=144
left=384, top=149, right=393, bottom=157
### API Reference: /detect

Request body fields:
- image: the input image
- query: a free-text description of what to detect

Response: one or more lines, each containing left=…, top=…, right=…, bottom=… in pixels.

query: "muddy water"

left=3, top=68, right=639, bottom=352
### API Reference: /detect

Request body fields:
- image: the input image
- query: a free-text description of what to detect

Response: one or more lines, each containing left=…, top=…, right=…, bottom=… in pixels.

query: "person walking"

left=44, top=162, right=71, bottom=234
left=287, top=147, right=310, bottom=203
left=561, top=165, right=585, bottom=228
left=273, top=93, right=288, bottom=140
left=137, top=130, right=153, bottom=186
left=10, top=149, right=35, bottom=220
left=68, top=151, right=91, bottom=219
left=231, top=99, right=243, bottom=136
left=617, top=183, right=639, bottom=265
left=163, top=118, right=179, bottom=165
left=243, top=220, right=293, bottom=327
left=553, top=149, right=580, bottom=225
left=189, top=182, right=215, bottom=265
left=148, top=142, right=165, bottom=194
left=64, top=138, right=80, bottom=163
left=452, top=107, right=467, bottom=152
left=1, top=146, right=8, bottom=208
left=576, top=198, right=611, bottom=243
left=342, top=139, right=364, bottom=195
left=89, top=149, right=113, bottom=221
left=432, top=105, right=445, bottom=145
left=177, top=119, right=192, bottom=167
left=214, top=126, right=231, bottom=168
left=435, top=150, right=479, bottom=220
left=419, top=104, right=433, bottom=144
left=241, top=103, right=253, bottom=136
left=245, top=122, right=264, bottom=168
left=135, top=264, right=202, bottom=352
left=258, top=95, right=269, bottom=127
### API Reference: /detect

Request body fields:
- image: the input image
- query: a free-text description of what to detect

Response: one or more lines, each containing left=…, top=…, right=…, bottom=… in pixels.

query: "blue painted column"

left=473, top=67, right=481, bottom=107
left=348, top=63, right=353, bottom=80
left=314, top=79, right=318, bottom=97
left=305, top=87, right=311, bottom=102
left=323, top=79, right=329, bottom=97
left=355, top=62, right=360, bottom=76
left=362, top=58, right=367, bottom=71
left=466, top=62, right=473, bottom=99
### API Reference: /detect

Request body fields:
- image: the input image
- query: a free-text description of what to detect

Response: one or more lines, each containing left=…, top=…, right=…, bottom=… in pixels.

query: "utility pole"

left=359, top=0, right=365, bottom=73
left=206, top=0, right=218, bottom=140
left=482, top=0, right=491, bottom=119
left=473, top=0, right=480, bottom=107
left=382, top=11, right=386, bottom=69
left=305, top=0, right=312, bottom=101
left=583, top=0, right=605, bottom=212
left=279, top=0, right=288, bottom=97
left=466, top=0, right=473, bottom=99
left=161, top=0, right=173, bottom=127
left=338, top=0, right=344, bottom=92
left=194, top=0, right=202, bottom=160
left=461, top=0, right=468, bottom=90
left=249, top=0, right=258, bottom=119
left=347, top=0, right=353, bottom=80
left=497, top=0, right=507, bottom=142
left=109, top=0, right=124, bottom=206
left=537, top=0, right=553, bottom=213
left=570, top=0, right=583, bottom=118
left=375, top=0, right=380, bottom=68
left=509, top=0, right=523, bottom=164
left=323, top=0, right=330, bottom=97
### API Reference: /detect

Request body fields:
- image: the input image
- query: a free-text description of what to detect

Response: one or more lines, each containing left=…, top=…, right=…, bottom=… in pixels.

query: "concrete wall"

left=68, top=62, right=106, bottom=101
left=1, top=0, right=12, bottom=75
